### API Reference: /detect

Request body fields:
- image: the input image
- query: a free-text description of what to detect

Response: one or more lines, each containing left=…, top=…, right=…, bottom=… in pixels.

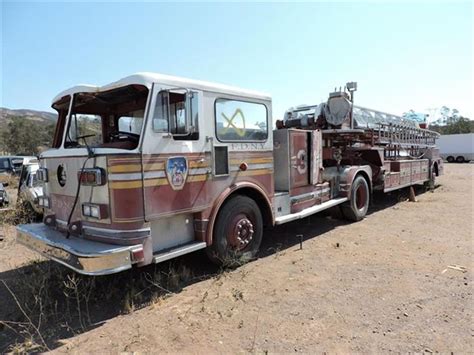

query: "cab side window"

left=152, top=90, right=199, bottom=140
left=215, top=99, right=267, bottom=142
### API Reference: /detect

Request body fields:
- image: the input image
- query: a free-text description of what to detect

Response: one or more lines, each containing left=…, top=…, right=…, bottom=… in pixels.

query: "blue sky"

left=1, top=1, right=472, bottom=122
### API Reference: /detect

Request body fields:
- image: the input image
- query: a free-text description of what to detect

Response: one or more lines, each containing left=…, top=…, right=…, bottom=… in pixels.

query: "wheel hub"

left=355, top=185, right=367, bottom=210
left=228, top=215, right=254, bottom=250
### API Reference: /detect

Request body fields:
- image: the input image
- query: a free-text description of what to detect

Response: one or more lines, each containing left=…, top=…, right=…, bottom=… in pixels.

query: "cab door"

left=141, top=84, right=209, bottom=221
left=290, top=130, right=309, bottom=188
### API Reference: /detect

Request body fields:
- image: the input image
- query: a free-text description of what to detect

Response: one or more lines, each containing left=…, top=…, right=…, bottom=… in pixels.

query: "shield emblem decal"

left=166, top=157, right=188, bottom=191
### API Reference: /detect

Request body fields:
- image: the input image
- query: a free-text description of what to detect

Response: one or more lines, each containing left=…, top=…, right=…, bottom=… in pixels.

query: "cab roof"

left=52, top=72, right=271, bottom=104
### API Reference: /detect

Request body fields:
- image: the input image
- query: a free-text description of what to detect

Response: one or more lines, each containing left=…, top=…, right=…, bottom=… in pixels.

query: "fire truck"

left=16, top=73, right=443, bottom=275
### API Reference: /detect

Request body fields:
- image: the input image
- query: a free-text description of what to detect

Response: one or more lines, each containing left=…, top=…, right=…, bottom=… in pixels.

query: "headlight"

left=82, top=203, right=107, bottom=219
left=90, top=206, right=100, bottom=218
left=38, top=196, right=50, bottom=208
left=37, top=168, right=49, bottom=182
left=82, top=204, right=91, bottom=216
left=78, top=168, right=106, bottom=186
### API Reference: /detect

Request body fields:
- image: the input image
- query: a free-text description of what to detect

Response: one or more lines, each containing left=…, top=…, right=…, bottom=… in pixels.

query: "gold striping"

left=108, top=164, right=142, bottom=173
left=109, top=180, right=143, bottom=189
left=108, top=162, right=165, bottom=173
left=143, top=162, right=165, bottom=170
left=109, top=162, right=208, bottom=174
left=144, top=178, right=168, bottom=187
left=229, top=157, right=273, bottom=164
left=187, top=174, right=207, bottom=182
left=110, top=178, right=169, bottom=189
left=189, top=161, right=209, bottom=168
left=234, top=169, right=272, bottom=177
left=109, top=169, right=269, bottom=189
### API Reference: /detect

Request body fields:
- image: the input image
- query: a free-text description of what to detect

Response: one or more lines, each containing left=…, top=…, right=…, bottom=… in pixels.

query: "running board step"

left=153, top=241, right=207, bottom=264
left=274, top=197, right=349, bottom=225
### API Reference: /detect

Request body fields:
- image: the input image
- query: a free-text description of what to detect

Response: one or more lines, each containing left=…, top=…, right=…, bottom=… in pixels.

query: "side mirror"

left=185, top=91, right=195, bottom=134
left=154, top=88, right=196, bottom=136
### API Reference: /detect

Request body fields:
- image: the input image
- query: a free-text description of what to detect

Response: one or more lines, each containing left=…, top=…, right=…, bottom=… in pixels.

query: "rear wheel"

left=340, top=175, right=370, bottom=222
left=425, top=170, right=436, bottom=191
left=447, top=156, right=454, bottom=163
left=456, top=156, right=465, bottom=163
left=207, top=195, right=263, bottom=267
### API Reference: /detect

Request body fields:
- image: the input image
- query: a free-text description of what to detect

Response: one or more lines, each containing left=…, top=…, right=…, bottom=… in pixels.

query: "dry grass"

left=0, top=174, right=19, bottom=189
left=0, top=254, right=210, bottom=352
left=0, top=198, right=221, bottom=352
left=0, top=199, right=39, bottom=226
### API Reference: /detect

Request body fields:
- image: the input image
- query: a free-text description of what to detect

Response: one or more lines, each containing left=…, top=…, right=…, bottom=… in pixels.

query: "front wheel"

left=340, top=175, right=370, bottom=222
left=207, top=195, right=263, bottom=267
left=447, top=156, right=454, bottom=163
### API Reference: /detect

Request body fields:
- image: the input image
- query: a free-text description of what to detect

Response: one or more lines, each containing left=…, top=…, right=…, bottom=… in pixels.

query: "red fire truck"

left=16, top=73, right=443, bottom=275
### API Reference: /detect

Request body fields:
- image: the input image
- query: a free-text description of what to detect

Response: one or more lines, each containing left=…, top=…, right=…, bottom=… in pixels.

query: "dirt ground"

left=0, top=164, right=472, bottom=353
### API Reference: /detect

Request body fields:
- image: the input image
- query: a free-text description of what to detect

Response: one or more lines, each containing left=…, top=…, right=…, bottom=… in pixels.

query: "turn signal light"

left=82, top=203, right=108, bottom=219
left=78, top=168, right=105, bottom=186
left=37, top=168, right=48, bottom=182
left=131, top=247, right=145, bottom=263
left=38, top=196, right=51, bottom=208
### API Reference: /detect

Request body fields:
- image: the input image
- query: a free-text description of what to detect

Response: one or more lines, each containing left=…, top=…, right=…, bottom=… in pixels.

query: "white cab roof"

left=52, top=72, right=271, bottom=104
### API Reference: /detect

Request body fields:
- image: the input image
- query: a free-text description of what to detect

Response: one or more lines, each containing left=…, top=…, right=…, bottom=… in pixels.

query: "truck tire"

left=447, top=156, right=454, bottom=163
left=340, top=175, right=369, bottom=222
left=207, top=195, right=263, bottom=267
left=456, top=156, right=465, bottom=163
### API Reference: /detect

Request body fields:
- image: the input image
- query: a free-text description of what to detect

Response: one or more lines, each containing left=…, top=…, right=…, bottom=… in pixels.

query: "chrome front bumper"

left=16, top=223, right=142, bottom=276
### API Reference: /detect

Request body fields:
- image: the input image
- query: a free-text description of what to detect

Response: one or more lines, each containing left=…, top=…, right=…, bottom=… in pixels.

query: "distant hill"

left=0, top=107, right=57, bottom=126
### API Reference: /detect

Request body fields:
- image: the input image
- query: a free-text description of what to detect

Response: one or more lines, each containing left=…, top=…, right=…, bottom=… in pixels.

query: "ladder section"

left=376, top=123, right=439, bottom=147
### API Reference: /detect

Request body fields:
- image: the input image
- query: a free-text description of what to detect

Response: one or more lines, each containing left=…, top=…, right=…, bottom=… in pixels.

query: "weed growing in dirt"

left=0, top=175, right=19, bottom=190
left=0, top=198, right=40, bottom=226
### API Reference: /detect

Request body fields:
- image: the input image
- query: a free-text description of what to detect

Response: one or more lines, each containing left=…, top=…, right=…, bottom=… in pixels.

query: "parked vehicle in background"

left=437, top=133, right=474, bottom=163
left=22, top=156, right=38, bottom=165
left=17, top=160, right=43, bottom=219
left=0, top=156, right=24, bottom=175
left=0, top=182, right=10, bottom=207
left=0, top=156, right=37, bottom=175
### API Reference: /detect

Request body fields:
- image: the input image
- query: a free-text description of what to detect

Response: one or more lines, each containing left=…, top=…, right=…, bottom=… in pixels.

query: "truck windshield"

left=64, top=84, right=149, bottom=150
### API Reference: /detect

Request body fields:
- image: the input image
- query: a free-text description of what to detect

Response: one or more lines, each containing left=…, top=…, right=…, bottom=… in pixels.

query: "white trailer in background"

left=437, top=133, right=474, bottom=163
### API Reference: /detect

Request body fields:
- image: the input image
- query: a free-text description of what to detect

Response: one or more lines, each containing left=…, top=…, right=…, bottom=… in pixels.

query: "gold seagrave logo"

left=57, top=164, right=67, bottom=187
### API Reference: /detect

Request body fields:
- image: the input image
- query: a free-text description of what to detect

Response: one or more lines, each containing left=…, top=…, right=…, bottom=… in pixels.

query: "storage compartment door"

left=290, top=130, right=309, bottom=188
left=311, top=130, right=322, bottom=185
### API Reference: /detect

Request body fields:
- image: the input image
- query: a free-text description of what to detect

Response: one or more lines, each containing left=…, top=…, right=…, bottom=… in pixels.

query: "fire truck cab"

left=16, top=73, right=442, bottom=275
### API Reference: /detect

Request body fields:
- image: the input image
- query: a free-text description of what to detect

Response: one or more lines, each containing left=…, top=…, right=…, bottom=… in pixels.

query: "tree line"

left=403, top=106, right=473, bottom=135
left=0, top=117, right=55, bottom=155
left=0, top=108, right=472, bottom=156
left=429, top=117, right=473, bottom=135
